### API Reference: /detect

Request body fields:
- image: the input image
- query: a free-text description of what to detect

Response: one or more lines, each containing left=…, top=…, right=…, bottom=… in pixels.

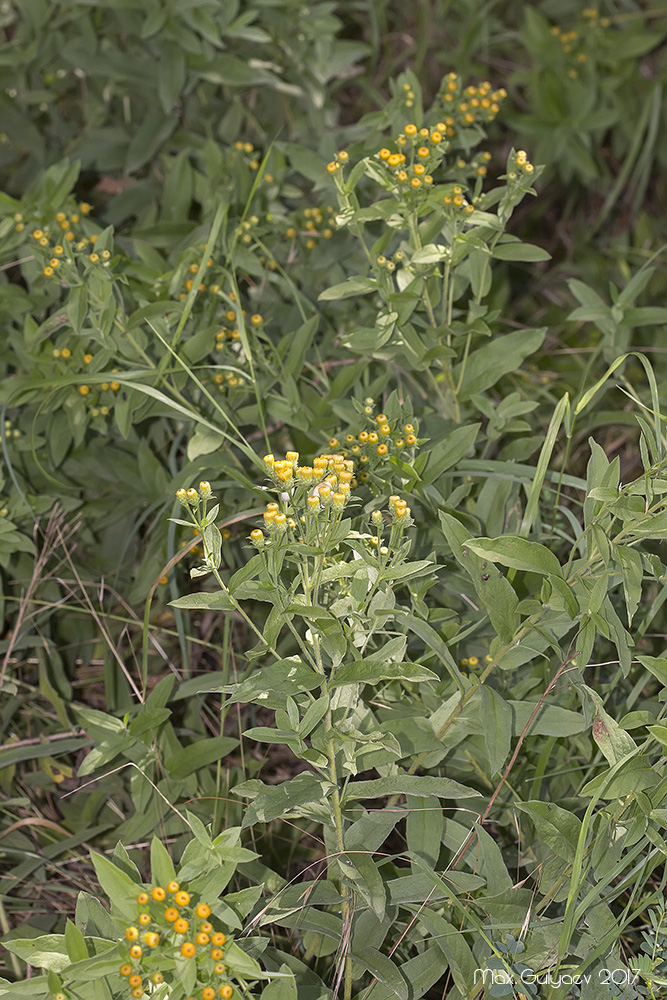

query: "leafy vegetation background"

left=2, top=1, right=667, bottom=999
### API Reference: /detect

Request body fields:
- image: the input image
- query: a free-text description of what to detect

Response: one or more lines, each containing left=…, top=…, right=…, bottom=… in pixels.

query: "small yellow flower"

left=181, top=941, right=196, bottom=958
left=196, top=932, right=210, bottom=945
left=406, top=434, right=417, bottom=446
left=137, top=892, right=149, bottom=905
left=101, top=249, right=110, bottom=259
left=15, top=223, right=24, bottom=232
left=250, top=314, right=262, bottom=325
left=110, top=381, right=120, bottom=391
left=65, top=231, right=74, bottom=241
left=120, top=964, right=133, bottom=976
left=410, top=177, right=421, bottom=188
left=79, top=385, right=89, bottom=396
left=129, top=944, right=142, bottom=959
left=49, top=258, right=60, bottom=267
left=79, top=202, right=92, bottom=213
left=165, top=907, right=179, bottom=922
left=468, top=656, right=479, bottom=666
left=128, top=974, right=142, bottom=988
left=60, top=347, right=71, bottom=359
left=54, top=245, right=64, bottom=254
left=220, top=987, right=234, bottom=999
left=152, top=886, right=166, bottom=901
left=377, top=444, right=388, bottom=456
left=43, top=266, right=54, bottom=277
left=378, top=148, right=391, bottom=160
left=32, top=229, right=43, bottom=239
left=404, top=124, right=417, bottom=136
left=83, top=353, right=93, bottom=364
left=326, top=162, right=338, bottom=173
left=174, top=917, right=189, bottom=934
left=125, top=926, right=139, bottom=941
left=337, top=150, right=348, bottom=162
left=89, top=253, right=99, bottom=263
left=175, top=890, right=190, bottom=906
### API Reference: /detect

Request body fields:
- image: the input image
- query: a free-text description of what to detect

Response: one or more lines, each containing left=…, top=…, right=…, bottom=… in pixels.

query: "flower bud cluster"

left=177, top=482, right=213, bottom=508
left=250, top=452, right=355, bottom=547
left=327, top=404, right=419, bottom=484
left=118, top=881, right=234, bottom=1000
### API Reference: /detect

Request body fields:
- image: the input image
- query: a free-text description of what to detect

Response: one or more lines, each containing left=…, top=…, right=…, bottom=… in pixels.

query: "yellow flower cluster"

left=507, top=149, right=535, bottom=180
left=440, top=73, right=506, bottom=130
left=442, top=184, right=475, bottom=215
left=22, top=203, right=103, bottom=279
left=251, top=452, right=355, bottom=548
left=285, top=204, right=337, bottom=250
left=550, top=15, right=602, bottom=79
left=460, top=653, right=494, bottom=668
left=401, top=81, right=416, bottom=108
left=326, top=149, right=349, bottom=173
left=327, top=403, right=419, bottom=482
left=231, top=138, right=265, bottom=175
left=119, top=882, right=234, bottom=1000
left=377, top=124, right=447, bottom=191
left=367, top=495, right=413, bottom=558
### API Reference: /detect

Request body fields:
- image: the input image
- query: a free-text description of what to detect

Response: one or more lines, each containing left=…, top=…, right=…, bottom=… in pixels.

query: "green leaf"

left=476, top=823, right=512, bottom=894
left=423, top=424, right=480, bottom=484
left=318, top=277, right=378, bottom=301
left=343, top=853, right=386, bottom=921
left=480, top=686, right=512, bottom=775
left=330, top=660, right=438, bottom=688
left=637, top=655, right=667, bottom=688
left=616, top=544, right=643, bottom=624
left=585, top=685, right=637, bottom=765
left=464, top=534, right=562, bottom=577
left=260, top=968, right=297, bottom=1000
left=493, top=241, right=551, bottom=261
left=440, top=512, right=520, bottom=644
left=344, top=776, right=481, bottom=802
left=395, top=610, right=466, bottom=687
left=412, top=244, right=448, bottom=264
left=239, top=773, right=331, bottom=828
left=353, top=947, right=407, bottom=1000
left=166, top=736, right=239, bottom=778
left=418, top=911, right=476, bottom=994
left=509, top=702, right=585, bottom=737
left=455, top=328, right=546, bottom=401
left=3, top=937, right=70, bottom=973
left=364, top=945, right=447, bottom=1000
left=514, top=801, right=581, bottom=862
left=228, top=659, right=322, bottom=708
left=150, top=837, right=176, bottom=888
left=169, top=591, right=234, bottom=611
left=406, top=795, right=442, bottom=868
left=64, top=920, right=87, bottom=963
left=90, top=852, right=139, bottom=921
